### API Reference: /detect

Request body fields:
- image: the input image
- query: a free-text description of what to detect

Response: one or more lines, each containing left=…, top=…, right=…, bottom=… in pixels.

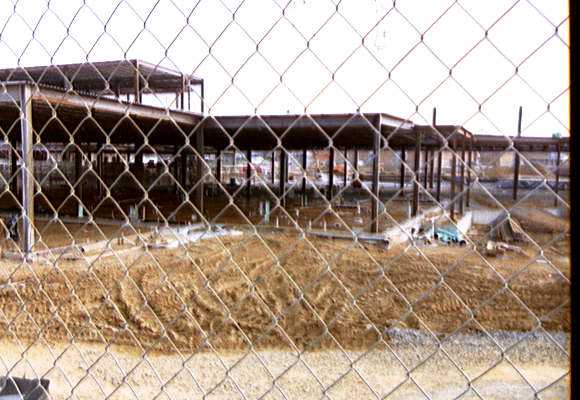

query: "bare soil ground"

left=0, top=228, right=569, bottom=353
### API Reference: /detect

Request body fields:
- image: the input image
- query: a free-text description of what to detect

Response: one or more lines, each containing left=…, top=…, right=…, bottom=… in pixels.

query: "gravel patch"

left=0, top=330, right=569, bottom=399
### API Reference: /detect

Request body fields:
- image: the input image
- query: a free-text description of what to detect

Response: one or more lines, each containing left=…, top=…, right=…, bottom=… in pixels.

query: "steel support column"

left=371, top=118, right=381, bottom=233
left=513, top=106, right=523, bottom=201
left=429, top=149, right=435, bottom=189
left=436, top=147, right=442, bottom=202
left=246, top=150, right=252, bottom=205
left=194, top=129, right=204, bottom=213
left=97, top=148, right=104, bottom=200
left=10, top=145, right=17, bottom=197
left=412, top=132, right=422, bottom=217
left=271, top=151, right=275, bottom=185
left=327, top=147, right=335, bottom=201
left=19, top=85, right=34, bottom=254
left=343, top=149, right=348, bottom=188
left=554, top=142, right=561, bottom=206
left=302, top=149, right=307, bottom=206
left=216, top=151, right=222, bottom=184
left=423, top=148, right=428, bottom=189
left=279, top=149, right=286, bottom=208
left=467, top=138, right=473, bottom=208
left=450, top=139, right=457, bottom=221
left=133, top=60, right=141, bottom=103
left=399, top=147, right=406, bottom=194
left=459, top=139, right=466, bottom=215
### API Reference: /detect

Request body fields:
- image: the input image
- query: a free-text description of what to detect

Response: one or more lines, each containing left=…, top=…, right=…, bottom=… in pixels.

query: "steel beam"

left=399, top=147, right=406, bottom=194
left=19, top=84, right=34, bottom=254
left=133, top=60, right=141, bottom=103
left=436, top=148, right=442, bottom=202
left=428, top=149, right=435, bottom=189
left=459, top=139, right=466, bottom=215
left=371, top=118, right=381, bottom=233
left=216, top=151, right=222, bottom=184
left=327, top=147, right=335, bottom=201
left=423, top=148, right=428, bottom=189
left=10, top=144, right=17, bottom=197
left=194, top=128, right=204, bottom=213
left=513, top=107, right=523, bottom=201
left=554, top=142, right=561, bottom=206
left=450, top=139, right=457, bottom=221
left=467, top=138, right=473, bottom=207
left=412, top=131, right=421, bottom=217
left=343, top=149, right=348, bottom=188
left=279, top=149, right=286, bottom=208
left=302, top=149, right=307, bottom=206
left=246, top=149, right=252, bottom=205
left=271, top=151, right=275, bottom=185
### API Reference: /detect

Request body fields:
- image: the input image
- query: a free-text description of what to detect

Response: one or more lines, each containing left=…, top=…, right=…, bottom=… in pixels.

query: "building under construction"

left=0, top=60, right=569, bottom=254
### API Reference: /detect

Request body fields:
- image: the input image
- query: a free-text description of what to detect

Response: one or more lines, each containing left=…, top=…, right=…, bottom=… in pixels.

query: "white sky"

left=0, top=0, right=570, bottom=137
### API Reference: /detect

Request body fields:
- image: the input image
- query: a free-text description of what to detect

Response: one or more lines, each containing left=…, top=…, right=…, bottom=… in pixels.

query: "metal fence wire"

left=0, top=0, right=570, bottom=399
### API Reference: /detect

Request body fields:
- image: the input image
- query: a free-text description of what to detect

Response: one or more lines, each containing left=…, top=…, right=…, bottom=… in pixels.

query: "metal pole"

left=181, top=149, right=187, bottom=189
left=194, top=127, right=204, bottom=213
left=327, top=147, right=335, bottom=201
left=513, top=106, right=522, bottom=201
left=173, top=144, right=179, bottom=193
left=279, top=149, right=286, bottom=208
left=97, top=147, right=104, bottom=200
left=10, top=144, right=17, bottom=197
left=135, top=149, right=144, bottom=186
left=399, top=147, right=406, bottom=194
left=271, top=151, right=275, bottom=185
left=19, top=84, right=34, bottom=254
left=459, top=138, right=466, bottom=215
left=343, top=148, right=348, bottom=188
left=246, top=149, right=251, bottom=205
left=412, top=132, right=421, bottom=217
left=180, top=74, right=185, bottom=111
left=133, top=60, right=141, bottom=104
left=353, top=149, right=359, bottom=177
left=467, top=138, right=473, bottom=208
left=200, top=80, right=205, bottom=114
left=554, top=142, right=561, bottom=206
left=422, top=148, right=428, bottom=189
left=371, top=118, right=381, bottom=233
left=436, top=148, right=442, bottom=202
left=187, top=79, right=191, bottom=111
left=216, top=150, right=222, bottom=184
left=302, top=149, right=307, bottom=206
left=429, top=149, right=435, bottom=189
left=450, top=139, right=457, bottom=221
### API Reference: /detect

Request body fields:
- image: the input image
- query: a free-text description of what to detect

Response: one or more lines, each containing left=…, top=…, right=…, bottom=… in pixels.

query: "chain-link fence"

left=0, top=0, right=570, bottom=399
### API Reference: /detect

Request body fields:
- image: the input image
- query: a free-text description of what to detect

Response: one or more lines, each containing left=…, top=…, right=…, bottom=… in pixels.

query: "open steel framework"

left=0, top=61, right=569, bottom=253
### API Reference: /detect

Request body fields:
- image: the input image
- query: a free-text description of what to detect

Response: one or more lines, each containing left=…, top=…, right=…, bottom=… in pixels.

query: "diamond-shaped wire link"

left=0, top=0, right=570, bottom=398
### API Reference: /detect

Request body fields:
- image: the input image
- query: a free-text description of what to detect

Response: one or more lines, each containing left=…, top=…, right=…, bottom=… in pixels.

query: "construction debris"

left=485, top=241, right=525, bottom=257
left=489, top=213, right=523, bottom=243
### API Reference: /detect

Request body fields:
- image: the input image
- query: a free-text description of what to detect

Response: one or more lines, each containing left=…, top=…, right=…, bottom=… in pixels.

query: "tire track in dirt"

left=0, top=233, right=570, bottom=352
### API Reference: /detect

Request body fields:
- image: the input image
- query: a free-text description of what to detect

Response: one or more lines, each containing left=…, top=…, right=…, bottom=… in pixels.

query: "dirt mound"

left=0, top=233, right=570, bottom=353
left=480, top=162, right=550, bottom=179
left=511, top=207, right=570, bottom=233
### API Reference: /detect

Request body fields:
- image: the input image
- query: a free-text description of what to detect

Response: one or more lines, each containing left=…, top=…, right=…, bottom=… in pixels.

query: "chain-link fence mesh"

left=0, top=0, right=570, bottom=399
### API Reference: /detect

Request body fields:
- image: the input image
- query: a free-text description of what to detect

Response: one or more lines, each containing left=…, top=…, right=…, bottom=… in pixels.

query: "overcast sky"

left=0, top=0, right=569, bottom=137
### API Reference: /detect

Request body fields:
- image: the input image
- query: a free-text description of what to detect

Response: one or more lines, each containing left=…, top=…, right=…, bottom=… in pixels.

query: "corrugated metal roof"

left=0, top=59, right=203, bottom=96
